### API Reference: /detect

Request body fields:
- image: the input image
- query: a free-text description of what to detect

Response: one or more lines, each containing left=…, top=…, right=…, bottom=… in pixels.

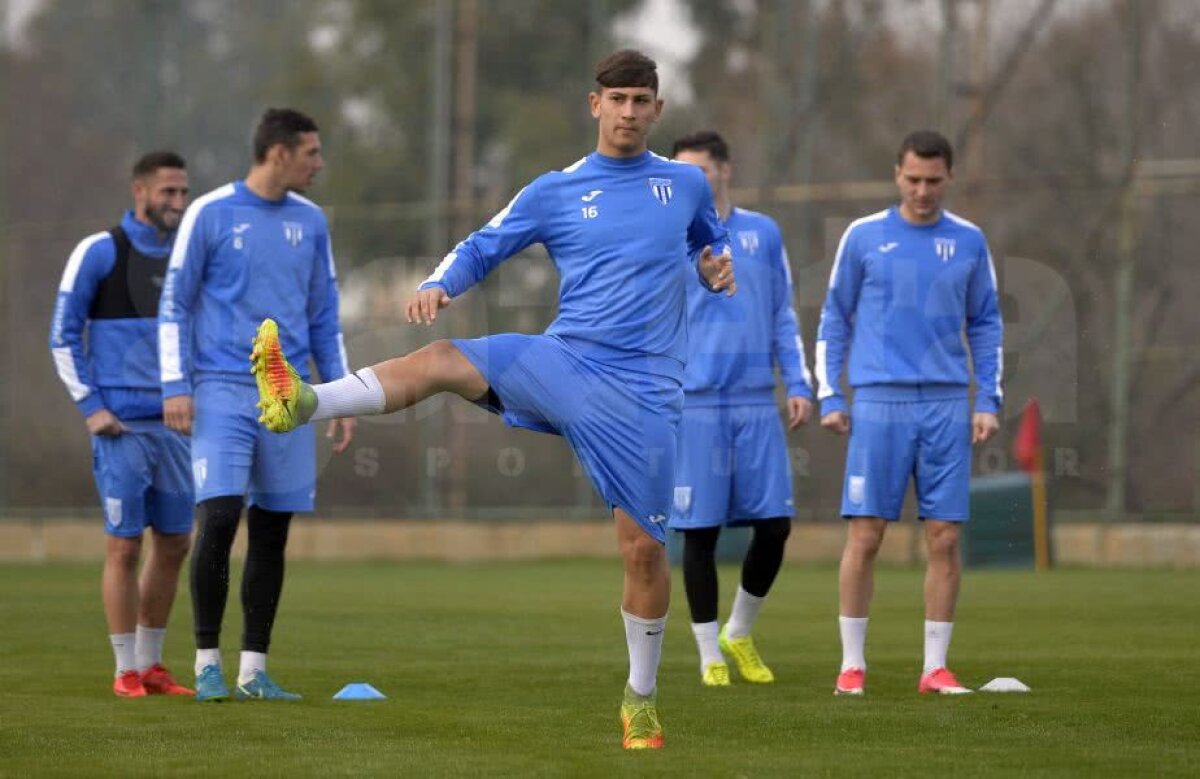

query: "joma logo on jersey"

left=935, top=237, right=956, bottom=262
left=283, top=221, right=304, bottom=247
left=738, top=230, right=760, bottom=254
left=648, top=177, right=673, bottom=206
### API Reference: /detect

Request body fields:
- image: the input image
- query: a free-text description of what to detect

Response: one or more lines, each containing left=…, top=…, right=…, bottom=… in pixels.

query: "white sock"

left=839, top=616, right=869, bottom=672
left=923, top=620, right=955, bottom=674
left=110, top=633, right=137, bottom=675
left=238, top=651, right=268, bottom=685
left=135, top=626, right=166, bottom=671
left=725, top=586, right=766, bottom=639
left=195, top=648, right=221, bottom=676
left=311, top=367, right=386, bottom=422
left=622, top=609, right=666, bottom=697
left=691, top=621, right=723, bottom=669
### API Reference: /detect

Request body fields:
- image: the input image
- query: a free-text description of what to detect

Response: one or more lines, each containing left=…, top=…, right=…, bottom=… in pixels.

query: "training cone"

left=979, top=677, right=1031, bottom=693
left=333, top=682, right=387, bottom=700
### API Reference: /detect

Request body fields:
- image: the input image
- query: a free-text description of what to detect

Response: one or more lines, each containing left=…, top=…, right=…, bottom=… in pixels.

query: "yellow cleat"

left=620, top=684, right=664, bottom=750
left=701, top=661, right=731, bottom=687
left=719, top=625, right=775, bottom=684
left=250, top=318, right=315, bottom=433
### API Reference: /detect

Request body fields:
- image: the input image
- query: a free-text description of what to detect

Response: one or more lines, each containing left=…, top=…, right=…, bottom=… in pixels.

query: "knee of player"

left=620, top=533, right=665, bottom=572
left=845, top=525, right=885, bottom=558
left=924, top=522, right=961, bottom=559
left=402, top=340, right=480, bottom=397
left=105, top=536, right=143, bottom=569
left=754, top=517, right=792, bottom=546
left=154, top=531, right=192, bottom=564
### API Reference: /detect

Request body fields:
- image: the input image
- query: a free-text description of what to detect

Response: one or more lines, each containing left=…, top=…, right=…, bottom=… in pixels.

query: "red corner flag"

left=1012, top=398, right=1043, bottom=474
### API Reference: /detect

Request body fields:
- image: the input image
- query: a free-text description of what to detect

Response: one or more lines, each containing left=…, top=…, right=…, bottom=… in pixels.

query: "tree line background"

left=2, top=0, right=1198, bottom=523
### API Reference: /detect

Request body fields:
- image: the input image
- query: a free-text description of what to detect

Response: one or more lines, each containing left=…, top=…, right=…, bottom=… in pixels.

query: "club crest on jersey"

left=283, top=221, right=304, bottom=247
left=738, top=230, right=760, bottom=254
left=648, top=177, right=673, bottom=206
left=935, top=237, right=956, bottom=262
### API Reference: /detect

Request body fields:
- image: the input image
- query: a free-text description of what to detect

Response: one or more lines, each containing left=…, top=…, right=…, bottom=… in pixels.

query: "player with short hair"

left=669, top=130, right=813, bottom=687
left=51, top=150, right=195, bottom=697
left=159, top=108, right=356, bottom=701
left=817, top=129, right=1003, bottom=696
left=250, top=50, right=733, bottom=748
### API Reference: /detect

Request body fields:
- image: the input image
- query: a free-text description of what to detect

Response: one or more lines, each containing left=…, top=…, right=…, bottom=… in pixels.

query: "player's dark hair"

left=671, top=130, right=730, bottom=162
left=594, top=49, right=658, bottom=93
left=253, top=108, right=319, bottom=163
left=897, top=130, right=953, bottom=170
left=131, top=150, right=186, bottom=179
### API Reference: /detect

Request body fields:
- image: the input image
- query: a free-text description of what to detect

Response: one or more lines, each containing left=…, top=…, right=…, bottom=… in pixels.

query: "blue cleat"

left=235, top=670, right=302, bottom=701
left=195, top=664, right=230, bottom=702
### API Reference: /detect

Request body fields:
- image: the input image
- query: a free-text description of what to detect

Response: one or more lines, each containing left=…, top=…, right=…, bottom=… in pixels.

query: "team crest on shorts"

left=673, top=486, right=693, bottom=513
left=648, top=178, right=673, bottom=206
left=105, top=497, right=123, bottom=527
left=193, top=458, right=208, bottom=490
left=848, top=475, right=866, bottom=505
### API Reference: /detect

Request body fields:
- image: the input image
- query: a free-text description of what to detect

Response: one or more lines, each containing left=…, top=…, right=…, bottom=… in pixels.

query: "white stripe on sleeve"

left=59, top=232, right=109, bottom=292
left=159, top=322, right=182, bottom=383
left=52, top=347, right=90, bottom=401
left=815, top=341, right=832, bottom=400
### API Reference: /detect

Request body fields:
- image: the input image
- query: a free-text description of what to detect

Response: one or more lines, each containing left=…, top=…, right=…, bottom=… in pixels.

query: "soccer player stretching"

left=817, top=130, right=1003, bottom=696
left=669, top=131, right=814, bottom=687
left=252, top=50, right=733, bottom=748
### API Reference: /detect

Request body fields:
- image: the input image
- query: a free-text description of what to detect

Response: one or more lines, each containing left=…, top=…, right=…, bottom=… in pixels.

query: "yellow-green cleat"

left=250, top=318, right=316, bottom=433
left=620, top=684, right=664, bottom=750
left=701, top=661, right=731, bottom=687
left=719, top=625, right=775, bottom=684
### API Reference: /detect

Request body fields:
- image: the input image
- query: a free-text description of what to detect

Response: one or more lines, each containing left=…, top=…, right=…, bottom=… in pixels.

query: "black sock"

left=191, top=496, right=243, bottom=649
left=741, top=517, right=792, bottom=598
left=681, top=527, right=722, bottom=624
left=241, top=506, right=293, bottom=654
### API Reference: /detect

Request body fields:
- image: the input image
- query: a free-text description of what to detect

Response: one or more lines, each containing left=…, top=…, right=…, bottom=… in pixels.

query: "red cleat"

left=835, top=667, right=865, bottom=696
left=918, top=667, right=972, bottom=695
left=141, top=664, right=195, bottom=696
left=113, top=670, right=148, bottom=698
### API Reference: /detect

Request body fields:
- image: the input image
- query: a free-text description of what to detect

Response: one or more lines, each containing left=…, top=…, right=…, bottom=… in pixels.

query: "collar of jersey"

left=121, top=209, right=173, bottom=255
left=890, top=205, right=946, bottom=230
left=587, top=150, right=653, bottom=169
left=234, top=179, right=290, bottom=206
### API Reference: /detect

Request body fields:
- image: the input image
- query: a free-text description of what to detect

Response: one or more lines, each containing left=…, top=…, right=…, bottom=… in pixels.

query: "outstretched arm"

left=409, top=182, right=545, bottom=324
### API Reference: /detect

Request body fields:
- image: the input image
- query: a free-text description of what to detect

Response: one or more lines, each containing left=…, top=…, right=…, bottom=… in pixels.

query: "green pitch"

left=0, top=561, right=1196, bottom=776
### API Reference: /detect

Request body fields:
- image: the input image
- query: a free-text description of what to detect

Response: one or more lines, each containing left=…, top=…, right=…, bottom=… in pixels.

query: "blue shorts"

left=669, top=404, right=794, bottom=530
left=91, top=420, right=193, bottom=538
left=453, top=334, right=682, bottom=543
left=841, top=397, right=971, bottom=521
left=191, top=380, right=316, bottom=512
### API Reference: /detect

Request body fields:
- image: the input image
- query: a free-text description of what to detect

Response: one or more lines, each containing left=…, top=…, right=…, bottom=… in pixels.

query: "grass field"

left=0, top=561, right=1197, bottom=777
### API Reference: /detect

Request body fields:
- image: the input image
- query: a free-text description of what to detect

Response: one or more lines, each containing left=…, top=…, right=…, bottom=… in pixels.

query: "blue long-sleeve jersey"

left=158, top=181, right=348, bottom=397
left=816, top=207, right=1004, bottom=415
left=419, top=150, right=729, bottom=383
left=51, top=211, right=174, bottom=420
left=682, top=207, right=813, bottom=407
